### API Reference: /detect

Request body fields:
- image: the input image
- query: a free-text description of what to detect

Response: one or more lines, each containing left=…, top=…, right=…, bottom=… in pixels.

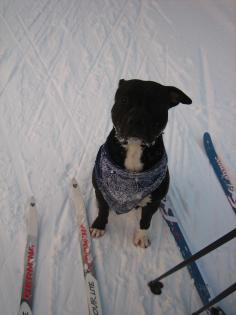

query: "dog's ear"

left=119, top=79, right=125, bottom=87
left=166, top=86, right=192, bottom=108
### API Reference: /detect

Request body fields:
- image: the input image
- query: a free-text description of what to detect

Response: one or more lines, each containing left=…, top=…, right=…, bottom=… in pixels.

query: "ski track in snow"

left=0, top=0, right=236, bottom=314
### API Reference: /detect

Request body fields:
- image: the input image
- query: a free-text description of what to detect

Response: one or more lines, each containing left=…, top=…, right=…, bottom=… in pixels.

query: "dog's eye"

left=120, top=96, right=128, bottom=105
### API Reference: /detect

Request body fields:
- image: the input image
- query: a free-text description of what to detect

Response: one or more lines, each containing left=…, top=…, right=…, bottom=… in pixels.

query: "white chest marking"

left=124, top=140, right=143, bottom=172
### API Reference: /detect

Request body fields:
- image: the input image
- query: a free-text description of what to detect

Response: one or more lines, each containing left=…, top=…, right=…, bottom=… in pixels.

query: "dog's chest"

left=123, top=141, right=144, bottom=172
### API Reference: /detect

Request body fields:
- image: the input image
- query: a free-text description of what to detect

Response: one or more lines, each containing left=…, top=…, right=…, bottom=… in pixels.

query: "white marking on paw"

left=133, top=229, right=151, bottom=248
left=124, top=139, right=143, bottom=172
left=90, top=228, right=105, bottom=238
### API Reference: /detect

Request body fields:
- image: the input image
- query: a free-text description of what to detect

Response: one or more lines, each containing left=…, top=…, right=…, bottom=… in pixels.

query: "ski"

left=203, top=132, right=236, bottom=214
left=18, top=197, right=38, bottom=315
left=160, top=198, right=211, bottom=306
left=71, top=178, right=103, bottom=315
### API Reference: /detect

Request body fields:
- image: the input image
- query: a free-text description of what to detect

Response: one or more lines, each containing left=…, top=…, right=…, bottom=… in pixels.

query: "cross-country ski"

left=203, top=132, right=236, bottom=214
left=71, top=178, right=103, bottom=315
left=18, top=198, right=38, bottom=315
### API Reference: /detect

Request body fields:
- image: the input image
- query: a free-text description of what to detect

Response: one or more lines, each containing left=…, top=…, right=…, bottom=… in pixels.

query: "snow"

left=0, top=0, right=235, bottom=314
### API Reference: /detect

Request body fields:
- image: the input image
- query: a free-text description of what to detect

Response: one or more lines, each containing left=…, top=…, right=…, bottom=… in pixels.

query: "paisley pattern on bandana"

left=94, top=143, right=168, bottom=214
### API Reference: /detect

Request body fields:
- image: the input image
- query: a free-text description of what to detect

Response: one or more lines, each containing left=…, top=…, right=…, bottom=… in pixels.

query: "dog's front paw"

left=133, top=229, right=151, bottom=248
left=90, top=216, right=107, bottom=238
left=90, top=228, right=105, bottom=238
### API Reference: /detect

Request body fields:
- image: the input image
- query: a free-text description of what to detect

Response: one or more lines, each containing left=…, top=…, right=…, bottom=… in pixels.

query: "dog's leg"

left=90, top=187, right=109, bottom=238
left=134, top=199, right=160, bottom=248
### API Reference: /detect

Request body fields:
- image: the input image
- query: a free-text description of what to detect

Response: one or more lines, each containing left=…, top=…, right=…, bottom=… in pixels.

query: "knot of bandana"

left=94, top=143, right=168, bottom=214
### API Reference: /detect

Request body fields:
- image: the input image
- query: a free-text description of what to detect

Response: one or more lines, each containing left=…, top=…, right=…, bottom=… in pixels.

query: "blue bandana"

left=94, top=142, right=168, bottom=214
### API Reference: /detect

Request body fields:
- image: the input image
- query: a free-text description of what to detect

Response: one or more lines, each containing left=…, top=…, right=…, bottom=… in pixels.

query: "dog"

left=90, top=79, right=192, bottom=248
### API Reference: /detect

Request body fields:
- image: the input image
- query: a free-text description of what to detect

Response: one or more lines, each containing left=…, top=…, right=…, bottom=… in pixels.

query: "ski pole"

left=208, top=306, right=226, bottom=315
left=148, top=228, right=236, bottom=295
left=192, top=283, right=236, bottom=315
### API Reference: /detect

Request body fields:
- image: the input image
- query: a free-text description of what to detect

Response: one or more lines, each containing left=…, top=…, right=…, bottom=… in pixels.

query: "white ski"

left=71, top=178, right=103, bottom=315
left=18, top=197, right=38, bottom=315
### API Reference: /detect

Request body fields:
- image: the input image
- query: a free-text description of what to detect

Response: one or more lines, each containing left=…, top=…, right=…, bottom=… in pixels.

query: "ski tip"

left=72, top=177, right=78, bottom=189
left=203, top=132, right=210, bottom=141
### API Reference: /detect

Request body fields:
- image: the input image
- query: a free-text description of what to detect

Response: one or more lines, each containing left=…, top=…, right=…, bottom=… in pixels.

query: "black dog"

left=90, top=79, right=191, bottom=248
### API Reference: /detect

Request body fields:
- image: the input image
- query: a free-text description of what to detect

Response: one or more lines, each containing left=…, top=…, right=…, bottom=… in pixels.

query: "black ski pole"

left=148, top=228, right=236, bottom=295
left=192, top=282, right=236, bottom=315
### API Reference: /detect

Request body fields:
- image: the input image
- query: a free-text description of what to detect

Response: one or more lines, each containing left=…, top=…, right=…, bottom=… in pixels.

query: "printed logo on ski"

left=23, top=244, right=35, bottom=300
left=215, top=156, right=236, bottom=207
left=215, top=156, right=230, bottom=182
left=19, top=301, right=32, bottom=315
left=87, top=275, right=99, bottom=315
left=80, top=224, right=93, bottom=272
left=228, top=195, right=236, bottom=208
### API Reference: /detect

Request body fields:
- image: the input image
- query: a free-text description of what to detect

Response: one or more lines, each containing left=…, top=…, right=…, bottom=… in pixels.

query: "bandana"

left=94, top=143, right=168, bottom=214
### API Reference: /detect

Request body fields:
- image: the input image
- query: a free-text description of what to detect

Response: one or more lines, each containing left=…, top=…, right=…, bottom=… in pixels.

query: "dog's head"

left=111, top=79, right=192, bottom=145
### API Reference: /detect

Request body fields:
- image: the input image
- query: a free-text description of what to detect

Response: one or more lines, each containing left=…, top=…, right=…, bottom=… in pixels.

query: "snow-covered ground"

left=0, top=0, right=235, bottom=314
